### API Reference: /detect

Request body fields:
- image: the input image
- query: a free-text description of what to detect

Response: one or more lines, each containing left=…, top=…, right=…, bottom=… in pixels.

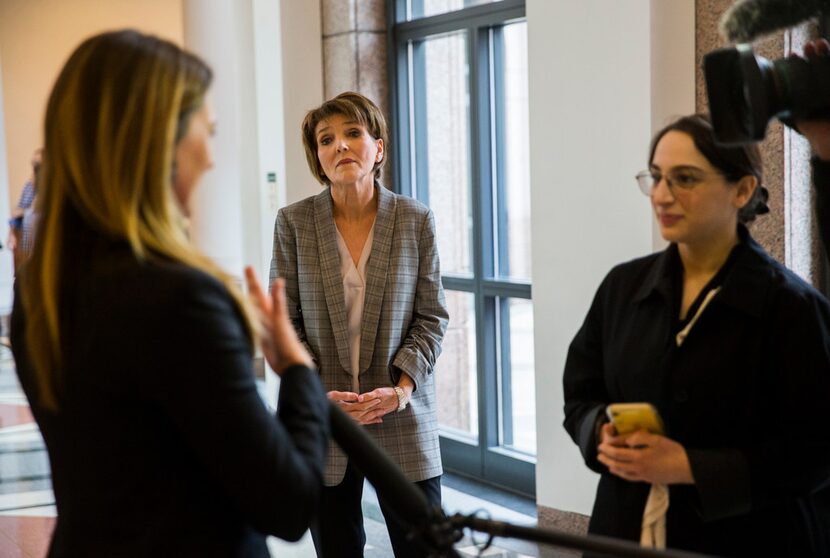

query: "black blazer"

left=563, top=227, right=830, bottom=557
left=11, top=242, right=329, bottom=558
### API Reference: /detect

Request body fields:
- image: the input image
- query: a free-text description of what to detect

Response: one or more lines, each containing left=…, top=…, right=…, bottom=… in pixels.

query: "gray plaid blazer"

left=270, top=184, right=449, bottom=486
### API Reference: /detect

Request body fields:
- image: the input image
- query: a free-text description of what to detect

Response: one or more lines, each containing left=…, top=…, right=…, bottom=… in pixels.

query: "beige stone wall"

left=321, top=0, right=389, bottom=117
left=696, top=0, right=820, bottom=284
left=0, top=0, right=184, bottom=212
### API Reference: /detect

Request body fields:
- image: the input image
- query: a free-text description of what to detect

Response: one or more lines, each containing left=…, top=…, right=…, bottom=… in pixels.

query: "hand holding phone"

left=606, top=402, right=664, bottom=436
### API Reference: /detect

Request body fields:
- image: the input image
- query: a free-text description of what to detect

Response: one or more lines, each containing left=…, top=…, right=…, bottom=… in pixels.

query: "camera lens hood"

left=705, top=45, right=773, bottom=145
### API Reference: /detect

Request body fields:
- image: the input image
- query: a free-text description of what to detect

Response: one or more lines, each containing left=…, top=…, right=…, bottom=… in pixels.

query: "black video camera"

left=704, top=44, right=830, bottom=145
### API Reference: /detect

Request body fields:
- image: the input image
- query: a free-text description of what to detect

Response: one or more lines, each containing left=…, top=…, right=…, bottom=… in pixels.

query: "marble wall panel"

left=323, top=33, right=359, bottom=99
left=357, top=0, right=386, bottom=32
left=322, top=0, right=356, bottom=36
left=357, top=31, right=389, bottom=116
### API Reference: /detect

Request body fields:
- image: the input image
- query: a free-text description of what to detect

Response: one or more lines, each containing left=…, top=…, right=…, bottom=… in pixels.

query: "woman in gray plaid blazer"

left=269, top=92, right=448, bottom=558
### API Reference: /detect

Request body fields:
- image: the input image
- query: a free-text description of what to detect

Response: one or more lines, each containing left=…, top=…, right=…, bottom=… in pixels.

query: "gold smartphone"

left=606, top=403, right=664, bottom=435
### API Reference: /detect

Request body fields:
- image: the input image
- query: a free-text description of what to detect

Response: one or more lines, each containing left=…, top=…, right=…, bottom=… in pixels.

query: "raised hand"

left=244, top=267, right=312, bottom=374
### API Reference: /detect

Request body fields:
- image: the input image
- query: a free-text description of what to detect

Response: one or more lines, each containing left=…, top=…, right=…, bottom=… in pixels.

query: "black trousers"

left=310, top=461, right=442, bottom=558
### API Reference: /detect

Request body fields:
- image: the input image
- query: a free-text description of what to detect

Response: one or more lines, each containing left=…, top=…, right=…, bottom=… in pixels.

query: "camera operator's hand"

left=794, top=39, right=830, bottom=161
left=799, top=120, right=830, bottom=160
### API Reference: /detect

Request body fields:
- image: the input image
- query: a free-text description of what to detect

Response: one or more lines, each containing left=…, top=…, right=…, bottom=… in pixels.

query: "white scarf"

left=640, top=287, right=721, bottom=549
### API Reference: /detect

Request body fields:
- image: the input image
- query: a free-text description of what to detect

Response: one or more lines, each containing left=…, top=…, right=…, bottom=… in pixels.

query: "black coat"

left=814, top=157, right=830, bottom=258
left=11, top=240, right=329, bottom=558
left=563, top=227, right=830, bottom=557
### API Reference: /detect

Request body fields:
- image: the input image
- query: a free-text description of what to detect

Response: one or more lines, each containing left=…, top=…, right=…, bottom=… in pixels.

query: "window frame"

left=387, top=0, right=534, bottom=496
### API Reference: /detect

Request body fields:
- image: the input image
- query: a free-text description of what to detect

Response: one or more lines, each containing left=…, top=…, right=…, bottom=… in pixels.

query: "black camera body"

left=704, top=45, right=830, bottom=145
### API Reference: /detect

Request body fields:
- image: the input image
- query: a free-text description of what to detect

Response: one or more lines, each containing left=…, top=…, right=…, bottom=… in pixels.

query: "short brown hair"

left=301, top=91, right=388, bottom=185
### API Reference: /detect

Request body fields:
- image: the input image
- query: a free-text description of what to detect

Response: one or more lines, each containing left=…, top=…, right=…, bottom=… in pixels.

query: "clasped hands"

left=597, top=423, right=694, bottom=485
left=244, top=266, right=412, bottom=425
left=328, top=388, right=401, bottom=425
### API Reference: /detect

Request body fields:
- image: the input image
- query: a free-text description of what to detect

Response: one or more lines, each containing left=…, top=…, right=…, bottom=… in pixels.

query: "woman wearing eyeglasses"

left=563, top=114, right=830, bottom=557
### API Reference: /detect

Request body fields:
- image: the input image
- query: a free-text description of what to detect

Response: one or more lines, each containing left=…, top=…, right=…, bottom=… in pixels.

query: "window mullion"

left=410, top=40, right=429, bottom=205
left=492, top=25, right=509, bottom=278
left=491, top=25, right=514, bottom=449
left=498, top=297, right=514, bottom=447
left=470, top=24, right=499, bottom=451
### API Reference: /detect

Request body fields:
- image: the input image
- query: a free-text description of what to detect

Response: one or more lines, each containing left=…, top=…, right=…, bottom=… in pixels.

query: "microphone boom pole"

left=330, top=403, right=714, bottom=558
left=451, top=513, right=713, bottom=558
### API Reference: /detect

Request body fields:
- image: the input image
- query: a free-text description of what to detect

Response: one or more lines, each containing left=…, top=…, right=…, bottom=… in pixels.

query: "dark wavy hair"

left=648, top=113, right=769, bottom=224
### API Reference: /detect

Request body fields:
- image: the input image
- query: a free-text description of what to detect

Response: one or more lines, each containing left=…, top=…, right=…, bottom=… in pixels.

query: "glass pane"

left=411, top=32, right=472, bottom=276
left=495, top=22, right=531, bottom=281
left=435, top=291, right=478, bottom=437
left=499, top=298, right=535, bottom=454
left=407, top=0, right=503, bottom=20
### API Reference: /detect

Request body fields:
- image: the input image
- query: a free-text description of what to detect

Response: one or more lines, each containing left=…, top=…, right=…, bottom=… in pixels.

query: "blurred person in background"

left=8, top=148, right=42, bottom=269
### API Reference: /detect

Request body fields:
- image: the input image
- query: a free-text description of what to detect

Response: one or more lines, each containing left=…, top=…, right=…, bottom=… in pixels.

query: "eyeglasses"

left=635, top=168, right=723, bottom=197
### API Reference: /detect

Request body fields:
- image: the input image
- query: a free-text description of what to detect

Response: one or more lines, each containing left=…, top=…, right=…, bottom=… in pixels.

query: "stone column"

left=321, top=0, right=389, bottom=116
left=181, top=0, right=254, bottom=277
left=182, top=0, right=282, bottom=404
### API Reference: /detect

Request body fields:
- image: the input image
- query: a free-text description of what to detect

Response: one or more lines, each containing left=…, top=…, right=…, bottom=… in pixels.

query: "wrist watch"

left=393, top=386, right=408, bottom=412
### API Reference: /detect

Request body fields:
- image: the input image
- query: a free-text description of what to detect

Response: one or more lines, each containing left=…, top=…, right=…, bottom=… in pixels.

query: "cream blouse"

left=334, top=221, right=376, bottom=393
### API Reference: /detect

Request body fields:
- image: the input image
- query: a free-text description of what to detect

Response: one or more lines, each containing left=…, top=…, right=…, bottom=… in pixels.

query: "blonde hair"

left=21, top=30, right=256, bottom=411
left=301, top=91, right=388, bottom=185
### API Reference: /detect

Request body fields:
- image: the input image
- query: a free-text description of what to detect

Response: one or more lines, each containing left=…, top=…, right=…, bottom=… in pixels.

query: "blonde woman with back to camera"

left=11, top=29, right=329, bottom=557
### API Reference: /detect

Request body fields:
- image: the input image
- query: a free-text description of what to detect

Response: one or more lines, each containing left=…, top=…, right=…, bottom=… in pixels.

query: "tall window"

left=389, top=0, right=533, bottom=495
